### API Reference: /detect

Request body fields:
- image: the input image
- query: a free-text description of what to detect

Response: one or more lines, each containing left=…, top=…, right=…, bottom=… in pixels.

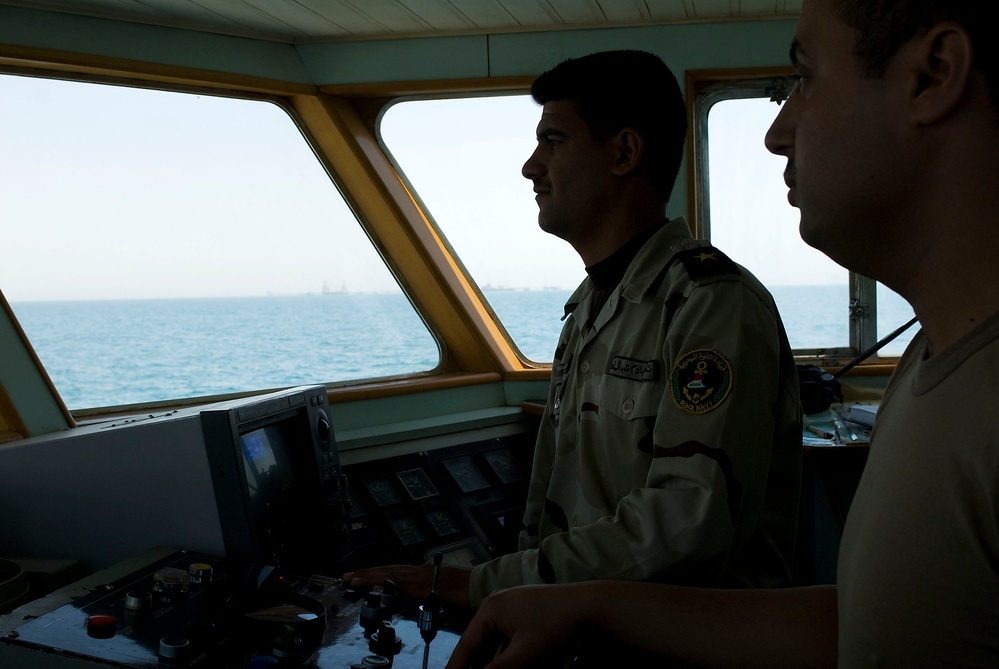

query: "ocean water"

left=489, top=284, right=916, bottom=357
left=10, top=286, right=915, bottom=411
left=12, top=294, right=440, bottom=410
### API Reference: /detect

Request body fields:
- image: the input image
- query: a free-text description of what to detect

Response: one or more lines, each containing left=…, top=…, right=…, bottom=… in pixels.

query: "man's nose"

left=522, top=145, right=543, bottom=180
left=765, top=96, right=795, bottom=157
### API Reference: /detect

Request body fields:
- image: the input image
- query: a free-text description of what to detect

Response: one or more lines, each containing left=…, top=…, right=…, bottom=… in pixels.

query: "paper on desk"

left=843, top=403, right=878, bottom=428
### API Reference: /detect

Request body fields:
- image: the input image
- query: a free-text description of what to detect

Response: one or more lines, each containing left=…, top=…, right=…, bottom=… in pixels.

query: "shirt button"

left=580, top=360, right=591, bottom=374
left=622, top=399, right=634, bottom=414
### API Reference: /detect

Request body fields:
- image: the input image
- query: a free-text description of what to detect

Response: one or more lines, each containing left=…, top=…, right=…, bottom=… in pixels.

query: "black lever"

left=418, top=552, right=444, bottom=644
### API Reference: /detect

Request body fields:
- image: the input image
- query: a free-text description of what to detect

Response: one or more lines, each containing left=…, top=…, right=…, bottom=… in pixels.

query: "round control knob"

left=153, top=567, right=190, bottom=595
left=158, top=635, right=189, bottom=659
left=379, top=579, right=401, bottom=610
left=359, top=591, right=385, bottom=632
left=124, top=590, right=152, bottom=612
left=317, top=412, right=332, bottom=448
left=361, top=655, right=390, bottom=667
left=369, top=621, right=402, bottom=658
left=188, top=562, right=214, bottom=584
left=86, top=614, right=117, bottom=639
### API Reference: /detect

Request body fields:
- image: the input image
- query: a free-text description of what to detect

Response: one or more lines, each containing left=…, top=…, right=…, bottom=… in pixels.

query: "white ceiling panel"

left=449, top=0, right=522, bottom=29
left=495, top=0, right=560, bottom=26
left=644, top=0, right=693, bottom=22
left=0, top=0, right=800, bottom=42
left=597, top=0, right=648, bottom=22
left=690, top=0, right=734, bottom=18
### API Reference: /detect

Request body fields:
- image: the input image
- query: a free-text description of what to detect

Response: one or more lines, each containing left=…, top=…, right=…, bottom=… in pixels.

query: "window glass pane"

left=379, top=96, right=581, bottom=362
left=707, top=97, right=849, bottom=350
left=877, top=284, right=918, bottom=357
left=0, top=74, right=439, bottom=411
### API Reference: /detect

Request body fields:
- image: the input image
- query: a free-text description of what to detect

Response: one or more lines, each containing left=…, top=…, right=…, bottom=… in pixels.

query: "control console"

left=2, top=549, right=464, bottom=668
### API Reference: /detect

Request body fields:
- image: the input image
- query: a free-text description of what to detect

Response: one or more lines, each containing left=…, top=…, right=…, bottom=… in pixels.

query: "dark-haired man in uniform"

left=346, top=51, right=801, bottom=645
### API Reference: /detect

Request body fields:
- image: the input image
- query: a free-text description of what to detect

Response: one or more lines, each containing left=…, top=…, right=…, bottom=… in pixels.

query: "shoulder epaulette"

left=675, top=246, right=741, bottom=281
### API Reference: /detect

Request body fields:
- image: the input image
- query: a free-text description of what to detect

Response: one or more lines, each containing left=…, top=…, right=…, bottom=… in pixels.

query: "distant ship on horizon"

left=322, top=281, right=348, bottom=295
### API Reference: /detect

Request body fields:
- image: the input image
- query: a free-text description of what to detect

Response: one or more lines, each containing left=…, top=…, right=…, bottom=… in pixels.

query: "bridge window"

left=695, top=82, right=916, bottom=362
left=0, top=74, right=439, bottom=412
left=380, top=95, right=580, bottom=363
left=381, top=85, right=916, bottom=367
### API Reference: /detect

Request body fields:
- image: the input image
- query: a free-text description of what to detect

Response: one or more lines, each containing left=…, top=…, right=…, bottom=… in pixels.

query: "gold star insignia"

left=695, top=252, right=717, bottom=262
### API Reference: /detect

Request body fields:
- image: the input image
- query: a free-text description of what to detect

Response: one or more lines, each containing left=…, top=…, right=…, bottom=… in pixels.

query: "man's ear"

left=908, top=21, right=974, bottom=125
left=610, top=127, right=644, bottom=176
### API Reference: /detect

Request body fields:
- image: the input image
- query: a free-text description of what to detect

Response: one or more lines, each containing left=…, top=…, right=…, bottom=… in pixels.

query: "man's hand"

left=343, top=562, right=472, bottom=610
left=445, top=584, right=587, bottom=669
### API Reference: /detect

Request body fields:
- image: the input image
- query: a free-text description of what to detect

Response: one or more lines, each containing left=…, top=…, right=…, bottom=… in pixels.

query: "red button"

left=86, top=614, right=117, bottom=639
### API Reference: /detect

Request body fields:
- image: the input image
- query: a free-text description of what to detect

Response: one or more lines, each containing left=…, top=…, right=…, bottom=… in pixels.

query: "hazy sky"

left=706, top=97, right=846, bottom=287
left=1, top=74, right=391, bottom=301
left=1, top=73, right=840, bottom=303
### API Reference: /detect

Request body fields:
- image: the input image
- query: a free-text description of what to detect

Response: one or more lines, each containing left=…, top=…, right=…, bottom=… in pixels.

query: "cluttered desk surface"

left=803, top=403, right=877, bottom=450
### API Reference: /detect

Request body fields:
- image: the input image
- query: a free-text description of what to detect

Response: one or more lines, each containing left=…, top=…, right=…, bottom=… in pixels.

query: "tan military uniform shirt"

left=469, top=219, right=801, bottom=607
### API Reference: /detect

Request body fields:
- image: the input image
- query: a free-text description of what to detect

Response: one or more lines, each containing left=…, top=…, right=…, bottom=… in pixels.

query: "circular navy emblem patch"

left=670, top=349, right=732, bottom=414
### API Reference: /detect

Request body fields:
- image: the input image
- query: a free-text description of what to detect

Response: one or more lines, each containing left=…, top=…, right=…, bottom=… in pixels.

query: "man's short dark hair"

left=838, top=0, right=998, bottom=111
left=530, top=50, right=687, bottom=201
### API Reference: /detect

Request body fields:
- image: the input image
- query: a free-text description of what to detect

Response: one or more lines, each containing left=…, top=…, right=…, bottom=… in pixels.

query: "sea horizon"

left=9, top=286, right=916, bottom=410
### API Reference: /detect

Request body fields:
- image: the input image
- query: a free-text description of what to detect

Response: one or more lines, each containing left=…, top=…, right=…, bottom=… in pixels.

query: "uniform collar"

left=585, top=224, right=662, bottom=290
left=563, top=217, right=694, bottom=318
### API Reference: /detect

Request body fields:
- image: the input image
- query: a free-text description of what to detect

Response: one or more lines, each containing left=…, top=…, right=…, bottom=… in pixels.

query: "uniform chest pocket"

left=591, top=373, right=665, bottom=423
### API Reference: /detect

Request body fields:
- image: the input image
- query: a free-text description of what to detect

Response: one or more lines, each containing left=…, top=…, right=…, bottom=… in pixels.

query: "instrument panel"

left=338, top=432, right=533, bottom=572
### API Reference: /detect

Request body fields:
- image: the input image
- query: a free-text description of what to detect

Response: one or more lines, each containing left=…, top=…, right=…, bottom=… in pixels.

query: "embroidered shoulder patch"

left=670, top=349, right=732, bottom=414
